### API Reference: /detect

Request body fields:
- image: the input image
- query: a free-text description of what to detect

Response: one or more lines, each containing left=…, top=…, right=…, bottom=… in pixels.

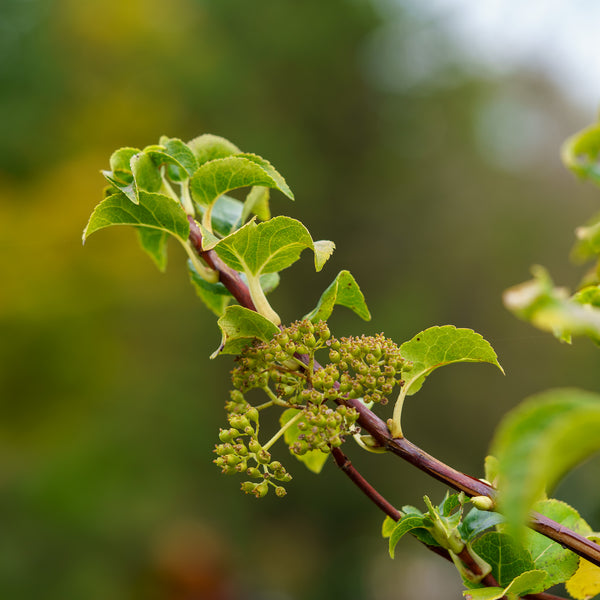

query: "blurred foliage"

left=1, top=0, right=600, bottom=598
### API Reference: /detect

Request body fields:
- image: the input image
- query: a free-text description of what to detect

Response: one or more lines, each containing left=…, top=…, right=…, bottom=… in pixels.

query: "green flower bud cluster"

left=214, top=398, right=292, bottom=498
left=292, top=403, right=359, bottom=455
left=230, top=320, right=332, bottom=404
left=217, top=321, right=408, bottom=498
left=327, top=333, right=406, bottom=405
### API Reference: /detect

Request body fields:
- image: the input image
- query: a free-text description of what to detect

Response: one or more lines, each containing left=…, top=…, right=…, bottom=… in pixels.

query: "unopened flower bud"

left=254, top=482, right=269, bottom=498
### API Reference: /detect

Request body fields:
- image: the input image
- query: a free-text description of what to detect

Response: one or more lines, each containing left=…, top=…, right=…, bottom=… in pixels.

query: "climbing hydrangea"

left=214, top=320, right=408, bottom=497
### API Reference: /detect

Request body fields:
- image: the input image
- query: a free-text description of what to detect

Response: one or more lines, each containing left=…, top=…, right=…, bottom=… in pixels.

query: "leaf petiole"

left=247, top=273, right=281, bottom=326
left=184, top=241, right=219, bottom=283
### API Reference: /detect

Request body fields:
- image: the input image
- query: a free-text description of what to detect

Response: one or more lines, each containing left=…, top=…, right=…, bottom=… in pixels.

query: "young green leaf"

left=136, top=228, right=169, bottom=272
left=389, top=325, right=502, bottom=437
left=504, top=266, right=600, bottom=344
left=491, top=388, right=600, bottom=533
left=459, top=508, right=505, bottom=543
left=571, top=213, right=600, bottom=262
left=211, top=305, right=279, bottom=358
left=242, top=186, right=271, bottom=223
left=214, top=216, right=333, bottom=276
left=83, top=191, right=190, bottom=244
left=303, top=270, right=371, bottom=323
left=102, top=171, right=137, bottom=204
left=186, top=134, right=241, bottom=166
left=161, top=137, right=198, bottom=178
left=188, top=261, right=232, bottom=316
left=470, top=532, right=534, bottom=587
left=382, top=516, right=397, bottom=538
left=280, top=408, right=329, bottom=474
left=572, top=284, right=600, bottom=308
left=189, top=155, right=294, bottom=230
left=523, top=499, right=591, bottom=588
left=131, top=151, right=163, bottom=197
left=109, top=147, right=139, bottom=180
left=399, top=325, right=503, bottom=397
left=562, top=121, right=600, bottom=186
left=211, top=195, right=243, bottom=237
left=388, top=514, right=429, bottom=559
left=213, top=216, right=334, bottom=324
left=463, top=570, right=547, bottom=600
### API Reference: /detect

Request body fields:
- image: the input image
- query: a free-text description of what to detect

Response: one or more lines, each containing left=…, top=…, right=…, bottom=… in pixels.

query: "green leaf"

left=459, top=508, right=505, bottom=542
left=280, top=408, right=329, bottom=474
left=571, top=212, right=600, bottom=262
left=187, top=134, right=241, bottom=166
left=131, top=151, right=163, bottom=198
left=573, top=284, right=600, bottom=308
left=304, top=270, right=371, bottom=323
left=502, top=570, right=548, bottom=599
left=189, top=155, right=293, bottom=221
left=237, top=153, right=294, bottom=199
left=136, top=228, right=169, bottom=272
left=101, top=170, right=137, bottom=204
left=213, top=216, right=334, bottom=276
left=162, top=137, right=198, bottom=178
left=211, top=195, right=243, bottom=237
left=382, top=516, right=397, bottom=538
left=470, top=532, right=534, bottom=587
left=109, top=147, right=138, bottom=182
left=524, top=499, right=590, bottom=587
left=438, top=491, right=462, bottom=517
left=562, top=121, right=600, bottom=186
left=388, top=515, right=428, bottom=559
left=463, top=587, right=505, bottom=600
left=399, top=325, right=503, bottom=397
left=83, top=191, right=190, bottom=244
left=243, top=186, right=271, bottom=222
left=211, top=305, right=279, bottom=358
left=504, top=266, right=600, bottom=344
left=188, top=260, right=232, bottom=316
left=491, top=388, right=600, bottom=534
left=463, top=570, right=547, bottom=600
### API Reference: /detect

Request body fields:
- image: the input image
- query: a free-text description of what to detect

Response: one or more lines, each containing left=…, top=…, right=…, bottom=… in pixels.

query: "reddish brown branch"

left=188, top=216, right=257, bottom=310
left=330, top=447, right=401, bottom=520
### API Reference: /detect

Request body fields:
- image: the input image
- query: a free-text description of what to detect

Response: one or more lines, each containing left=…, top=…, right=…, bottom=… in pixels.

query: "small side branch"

left=330, top=447, right=401, bottom=521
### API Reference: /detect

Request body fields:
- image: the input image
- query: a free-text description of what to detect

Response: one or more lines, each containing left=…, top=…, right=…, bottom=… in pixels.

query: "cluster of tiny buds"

left=214, top=393, right=292, bottom=498
left=231, top=321, right=407, bottom=407
left=231, top=320, right=331, bottom=396
left=217, top=321, right=410, bottom=499
left=326, top=333, right=406, bottom=405
left=291, top=403, right=359, bottom=455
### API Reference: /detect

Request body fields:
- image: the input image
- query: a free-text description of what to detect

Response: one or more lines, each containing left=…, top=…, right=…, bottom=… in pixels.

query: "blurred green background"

left=2, top=1, right=599, bottom=598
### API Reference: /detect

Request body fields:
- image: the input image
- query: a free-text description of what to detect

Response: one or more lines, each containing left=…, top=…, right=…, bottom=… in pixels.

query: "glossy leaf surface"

left=399, top=325, right=503, bottom=396
left=213, top=216, right=334, bottom=276
left=83, top=191, right=189, bottom=244
left=304, top=270, right=371, bottom=322
left=211, top=305, right=279, bottom=358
